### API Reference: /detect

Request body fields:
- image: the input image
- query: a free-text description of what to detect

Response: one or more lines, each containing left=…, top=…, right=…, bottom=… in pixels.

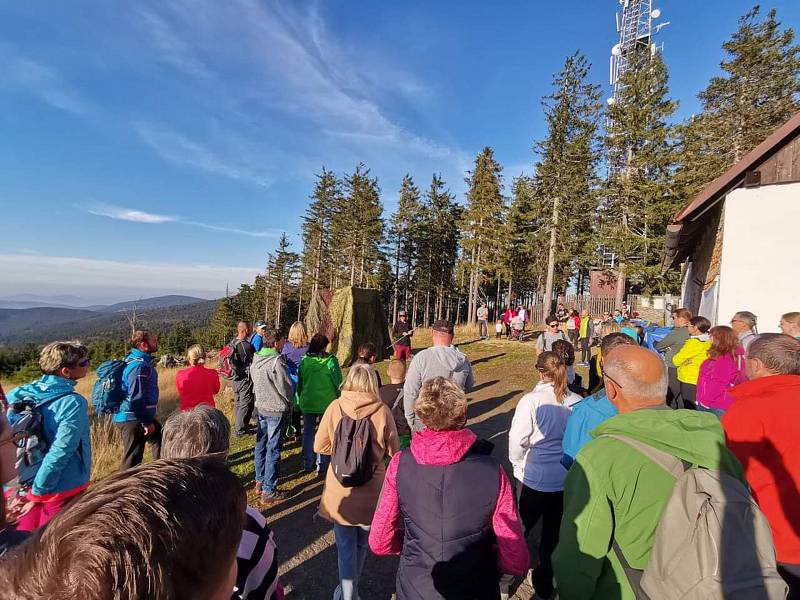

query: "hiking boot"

left=260, top=490, right=289, bottom=506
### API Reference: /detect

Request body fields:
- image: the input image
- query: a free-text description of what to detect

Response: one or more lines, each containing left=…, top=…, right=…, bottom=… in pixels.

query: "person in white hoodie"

left=403, top=319, right=474, bottom=433
left=509, top=351, right=581, bottom=600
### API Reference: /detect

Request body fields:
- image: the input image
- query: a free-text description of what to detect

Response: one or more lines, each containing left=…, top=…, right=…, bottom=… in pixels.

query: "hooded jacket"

left=251, top=348, right=294, bottom=415
left=403, top=345, right=474, bottom=432
left=314, top=390, right=400, bottom=526
left=369, top=427, right=529, bottom=589
left=553, top=408, right=745, bottom=600
left=723, top=374, right=800, bottom=564
left=113, top=349, right=158, bottom=424
left=7, top=375, right=92, bottom=498
left=561, top=389, right=617, bottom=469
left=672, top=334, right=711, bottom=384
left=297, top=353, right=342, bottom=414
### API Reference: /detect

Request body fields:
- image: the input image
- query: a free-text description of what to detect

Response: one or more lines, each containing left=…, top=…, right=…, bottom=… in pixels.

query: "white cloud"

left=85, top=202, right=280, bottom=238
left=2, top=55, right=94, bottom=116
left=87, top=204, right=176, bottom=224
left=137, top=8, right=213, bottom=79
left=135, top=122, right=274, bottom=188
left=0, top=253, right=260, bottom=296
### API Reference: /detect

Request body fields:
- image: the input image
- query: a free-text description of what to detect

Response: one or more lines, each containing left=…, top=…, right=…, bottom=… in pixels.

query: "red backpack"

left=217, top=342, right=242, bottom=380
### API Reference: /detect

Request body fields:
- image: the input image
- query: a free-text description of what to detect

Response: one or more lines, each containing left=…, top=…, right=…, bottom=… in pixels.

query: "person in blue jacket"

left=561, top=332, right=637, bottom=469
left=7, top=341, right=92, bottom=531
left=250, top=320, right=267, bottom=353
left=113, top=330, right=161, bottom=470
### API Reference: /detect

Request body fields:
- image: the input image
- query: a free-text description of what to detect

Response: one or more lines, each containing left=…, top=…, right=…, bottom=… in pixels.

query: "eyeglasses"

left=548, top=324, right=558, bottom=328
left=601, top=364, right=623, bottom=389
left=78, top=359, right=90, bottom=367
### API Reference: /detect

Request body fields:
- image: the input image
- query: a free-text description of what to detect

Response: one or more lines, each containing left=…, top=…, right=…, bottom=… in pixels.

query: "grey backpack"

left=604, top=434, right=788, bottom=600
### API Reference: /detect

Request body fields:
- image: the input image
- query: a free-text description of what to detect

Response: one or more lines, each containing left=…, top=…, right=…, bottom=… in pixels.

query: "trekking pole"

left=385, top=326, right=420, bottom=351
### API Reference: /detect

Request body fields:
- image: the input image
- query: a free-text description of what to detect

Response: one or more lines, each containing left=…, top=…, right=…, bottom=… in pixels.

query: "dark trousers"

left=518, top=484, right=563, bottom=600
left=232, top=377, right=255, bottom=436
left=666, top=367, right=681, bottom=408
left=116, top=419, right=161, bottom=471
left=779, top=562, right=800, bottom=599
left=568, top=329, right=579, bottom=348
left=289, top=409, right=302, bottom=438
left=679, top=381, right=697, bottom=410
left=580, top=337, right=590, bottom=363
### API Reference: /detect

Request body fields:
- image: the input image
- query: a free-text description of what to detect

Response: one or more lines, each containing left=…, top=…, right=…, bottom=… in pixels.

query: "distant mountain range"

left=0, top=295, right=218, bottom=345
left=0, top=294, right=208, bottom=311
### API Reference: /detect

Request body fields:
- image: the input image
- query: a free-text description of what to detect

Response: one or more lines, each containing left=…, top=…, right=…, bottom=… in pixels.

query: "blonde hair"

left=39, top=341, right=88, bottom=375
left=186, top=344, right=206, bottom=365
left=536, top=351, right=568, bottom=404
left=415, top=377, right=467, bottom=431
left=386, top=359, right=406, bottom=381
left=288, top=322, right=309, bottom=347
left=341, top=363, right=380, bottom=399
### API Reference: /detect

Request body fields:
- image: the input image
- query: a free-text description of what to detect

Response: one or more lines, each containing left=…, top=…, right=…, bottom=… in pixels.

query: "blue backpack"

left=91, top=359, right=136, bottom=414
left=7, top=392, right=70, bottom=486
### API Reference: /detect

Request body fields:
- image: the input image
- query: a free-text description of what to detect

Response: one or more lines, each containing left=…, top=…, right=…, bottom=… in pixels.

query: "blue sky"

left=1, top=1, right=798, bottom=303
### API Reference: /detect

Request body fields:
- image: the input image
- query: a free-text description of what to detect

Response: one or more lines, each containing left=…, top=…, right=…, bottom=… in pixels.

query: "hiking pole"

left=385, top=326, right=420, bottom=351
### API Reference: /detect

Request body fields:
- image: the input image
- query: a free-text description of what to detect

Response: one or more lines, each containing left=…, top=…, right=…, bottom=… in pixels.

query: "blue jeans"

left=302, top=413, right=330, bottom=472
left=697, top=404, right=726, bottom=419
left=255, top=412, right=288, bottom=494
left=333, top=523, right=370, bottom=600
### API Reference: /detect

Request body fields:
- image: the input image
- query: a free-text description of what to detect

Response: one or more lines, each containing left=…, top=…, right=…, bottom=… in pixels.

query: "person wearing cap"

left=403, top=319, right=474, bottom=433
left=477, top=303, right=490, bottom=340
left=250, top=320, right=267, bottom=353
left=392, top=311, right=413, bottom=362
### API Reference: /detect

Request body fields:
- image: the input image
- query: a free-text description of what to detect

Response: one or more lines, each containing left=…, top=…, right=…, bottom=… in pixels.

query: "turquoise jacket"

left=7, top=375, right=92, bottom=497
left=561, top=389, right=617, bottom=469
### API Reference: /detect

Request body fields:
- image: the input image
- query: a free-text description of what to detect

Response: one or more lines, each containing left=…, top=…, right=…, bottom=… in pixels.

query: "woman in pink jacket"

left=696, top=325, right=743, bottom=417
left=369, top=377, right=528, bottom=600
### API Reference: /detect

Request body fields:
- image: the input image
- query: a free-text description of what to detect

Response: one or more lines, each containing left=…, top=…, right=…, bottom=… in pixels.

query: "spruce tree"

left=390, top=175, right=423, bottom=319
left=301, top=168, right=339, bottom=299
left=677, top=6, right=800, bottom=198
left=602, top=49, right=679, bottom=299
left=534, top=52, right=602, bottom=308
left=462, top=147, right=505, bottom=323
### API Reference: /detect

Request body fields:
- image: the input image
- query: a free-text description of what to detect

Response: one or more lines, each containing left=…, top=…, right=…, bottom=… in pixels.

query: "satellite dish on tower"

left=612, top=44, right=621, bottom=56
left=651, top=8, right=661, bottom=19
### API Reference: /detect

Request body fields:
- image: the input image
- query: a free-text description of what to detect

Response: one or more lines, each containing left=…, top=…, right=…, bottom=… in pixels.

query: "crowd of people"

left=0, top=304, right=798, bottom=599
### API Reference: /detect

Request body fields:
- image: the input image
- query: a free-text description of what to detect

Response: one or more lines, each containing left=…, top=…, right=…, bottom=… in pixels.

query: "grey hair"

left=734, top=311, right=758, bottom=331
left=747, top=333, right=800, bottom=375
left=39, top=341, right=88, bottom=375
left=603, top=352, right=668, bottom=402
left=161, top=405, right=231, bottom=459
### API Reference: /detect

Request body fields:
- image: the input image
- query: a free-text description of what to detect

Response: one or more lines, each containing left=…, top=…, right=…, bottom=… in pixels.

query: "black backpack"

left=331, top=405, right=376, bottom=488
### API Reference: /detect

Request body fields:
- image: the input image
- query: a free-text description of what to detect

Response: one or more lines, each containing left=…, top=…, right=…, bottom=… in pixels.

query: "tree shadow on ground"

left=471, top=354, right=506, bottom=367
left=467, top=390, right=523, bottom=422
left=469, top=379, right=500, bottom=394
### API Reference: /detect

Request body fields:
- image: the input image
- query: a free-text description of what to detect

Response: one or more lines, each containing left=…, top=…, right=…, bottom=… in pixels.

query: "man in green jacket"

left=553, top=346, right=745, bottom=600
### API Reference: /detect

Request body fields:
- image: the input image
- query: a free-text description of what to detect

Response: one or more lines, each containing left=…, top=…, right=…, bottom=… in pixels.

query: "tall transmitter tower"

left=609, top=0, right=669, bottom=104
left=600, top=0, right=669, bottom=269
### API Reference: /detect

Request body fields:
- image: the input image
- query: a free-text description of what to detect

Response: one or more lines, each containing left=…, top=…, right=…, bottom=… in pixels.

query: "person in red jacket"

left=369, top=377, right=528, bottom=599
left=176, top=345, right=221, bottom=411
left=722, top=333, right=800, bottom=596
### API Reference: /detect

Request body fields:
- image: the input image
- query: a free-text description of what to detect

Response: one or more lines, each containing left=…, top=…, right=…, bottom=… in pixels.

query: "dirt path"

left=236, top=332, right=568, bottom=599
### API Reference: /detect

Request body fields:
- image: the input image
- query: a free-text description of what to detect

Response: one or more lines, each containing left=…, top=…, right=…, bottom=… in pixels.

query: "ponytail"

left=536, top=351, right=568, bottom=404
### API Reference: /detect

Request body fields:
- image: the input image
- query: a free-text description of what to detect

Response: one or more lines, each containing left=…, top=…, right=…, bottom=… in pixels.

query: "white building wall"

left=716, top=183, right=800, bottom=332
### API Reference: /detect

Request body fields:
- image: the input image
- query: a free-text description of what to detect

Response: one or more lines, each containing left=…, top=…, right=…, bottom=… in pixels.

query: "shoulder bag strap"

left=600, top=433, right=687, bottom=478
